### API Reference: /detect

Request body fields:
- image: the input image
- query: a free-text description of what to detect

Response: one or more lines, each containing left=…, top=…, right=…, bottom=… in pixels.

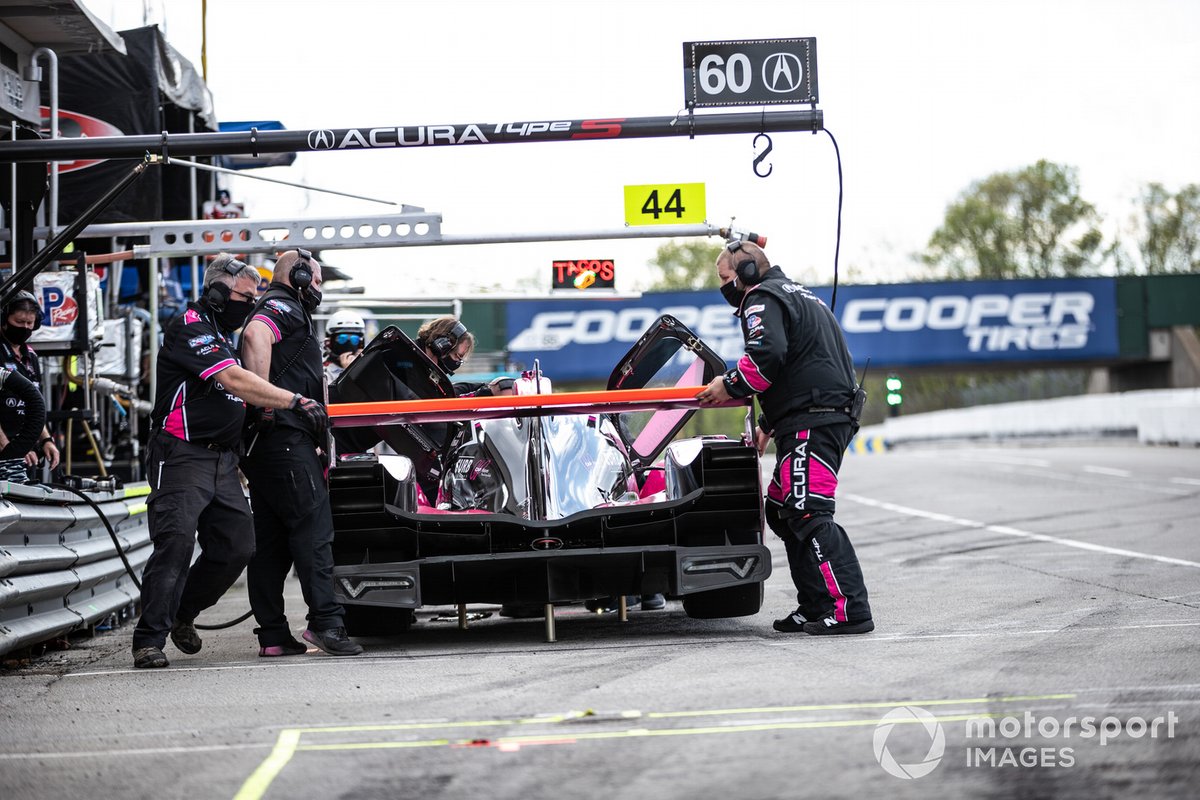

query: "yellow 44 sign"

left=623, top=183, right=706, bottom=226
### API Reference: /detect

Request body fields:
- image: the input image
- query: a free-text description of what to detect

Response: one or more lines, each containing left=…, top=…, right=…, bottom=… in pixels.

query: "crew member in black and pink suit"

left=132, top=254, right=326, bottom=669
left=698, top=239, right=873, bottom=635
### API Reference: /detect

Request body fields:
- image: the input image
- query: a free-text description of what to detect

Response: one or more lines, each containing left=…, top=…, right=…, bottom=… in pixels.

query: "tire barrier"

left=0, top=481, right=151, bottom=658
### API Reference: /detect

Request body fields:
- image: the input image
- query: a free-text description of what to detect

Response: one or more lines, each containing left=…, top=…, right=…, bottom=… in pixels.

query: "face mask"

left=214, top=299, right=255, bottom=332
left=438, top=353, right=463, bottom=375
left=720, top=281, right=745, bottom=308
left=5, top=325, right=32, bottom=346
left=301, top=287, right=322, bottom=312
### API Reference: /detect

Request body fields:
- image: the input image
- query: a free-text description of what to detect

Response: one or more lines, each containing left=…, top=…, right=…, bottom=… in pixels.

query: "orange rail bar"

left=328, top=385, right=720, bottom=418
left=327, top=385, right=750, bottom=428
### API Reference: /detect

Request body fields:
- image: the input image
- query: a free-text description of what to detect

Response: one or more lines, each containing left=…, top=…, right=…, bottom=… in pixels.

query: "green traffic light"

left=886, top=392, right=903, bottom=406
left=885, top=375, right=902, bottom=391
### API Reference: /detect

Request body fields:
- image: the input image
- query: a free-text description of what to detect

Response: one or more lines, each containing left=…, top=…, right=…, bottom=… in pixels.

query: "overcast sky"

left=86, top=0, right=1200, bottom=295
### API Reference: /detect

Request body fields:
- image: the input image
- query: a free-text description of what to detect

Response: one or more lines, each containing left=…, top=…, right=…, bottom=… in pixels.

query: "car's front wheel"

left=681, top=581, right=764, bottom=619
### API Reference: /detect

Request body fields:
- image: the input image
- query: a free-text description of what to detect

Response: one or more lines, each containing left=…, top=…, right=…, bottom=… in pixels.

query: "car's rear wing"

left=328, top=386, right=749, bottom=428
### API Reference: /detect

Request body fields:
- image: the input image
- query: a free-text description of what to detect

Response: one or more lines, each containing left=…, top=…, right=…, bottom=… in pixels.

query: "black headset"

left=429, top=320, right=468, bottom=357
left=290, top=248, right=314, bottom=290
left=727, top=239, right=763, bottom=286
left=4, top=290, right=42, bottom=331
left=203, top=257, right=249, bottom=311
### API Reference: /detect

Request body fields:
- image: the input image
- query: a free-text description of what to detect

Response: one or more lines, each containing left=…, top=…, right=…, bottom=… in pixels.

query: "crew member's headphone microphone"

left=290, top=249, right=314, bottom=290
left=202, top=257, right=249, bottom=312
left=727, top=239, right=763, bottom=286
left=429, top=320, right=468, bottom=357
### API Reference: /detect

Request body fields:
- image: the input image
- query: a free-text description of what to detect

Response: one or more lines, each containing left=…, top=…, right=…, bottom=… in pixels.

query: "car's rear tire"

left=682, top=581, right=764, bottom=619
left=343, top=604, right=415, bottom=636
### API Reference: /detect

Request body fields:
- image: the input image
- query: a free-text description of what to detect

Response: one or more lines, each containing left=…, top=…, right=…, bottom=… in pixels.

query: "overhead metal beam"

left=130, top=220, right=721, bottom=258
left=0, top=109, right=823, bottom=163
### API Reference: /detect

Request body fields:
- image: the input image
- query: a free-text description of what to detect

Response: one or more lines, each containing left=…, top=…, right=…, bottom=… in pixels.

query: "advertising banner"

left=29, top=271, right=103, bottom=350
left=505, top=278, right=1120, bottom=382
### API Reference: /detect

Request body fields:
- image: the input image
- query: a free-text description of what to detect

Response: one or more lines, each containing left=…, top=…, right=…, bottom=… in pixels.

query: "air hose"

left=51, top=479, right=254, bottom=631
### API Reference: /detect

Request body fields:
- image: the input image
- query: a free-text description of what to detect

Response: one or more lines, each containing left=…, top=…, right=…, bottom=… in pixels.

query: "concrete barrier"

left=856, top=388, right=1200, bottom=448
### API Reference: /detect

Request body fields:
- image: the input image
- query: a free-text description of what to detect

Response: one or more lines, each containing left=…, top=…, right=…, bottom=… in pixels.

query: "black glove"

left=290, top=393, right=328, bottom=440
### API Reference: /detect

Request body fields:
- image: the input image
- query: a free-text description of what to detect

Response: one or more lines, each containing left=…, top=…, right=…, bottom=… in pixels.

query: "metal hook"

left=752, top=132, right=773, bottom=178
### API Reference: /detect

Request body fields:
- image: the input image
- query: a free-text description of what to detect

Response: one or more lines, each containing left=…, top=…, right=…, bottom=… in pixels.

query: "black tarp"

left=54, top=25, right=215, bottom=224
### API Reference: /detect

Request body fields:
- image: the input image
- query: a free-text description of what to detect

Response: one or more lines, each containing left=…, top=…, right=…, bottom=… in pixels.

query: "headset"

left=726, top=239, right=762, bottom=286
left=290, top=248, right=314, bottom=290
left=429, top=320, right=468, bottom=358
left=203, top=256, right=249, bottom=311
left=4, top=290, right=43, bottom=331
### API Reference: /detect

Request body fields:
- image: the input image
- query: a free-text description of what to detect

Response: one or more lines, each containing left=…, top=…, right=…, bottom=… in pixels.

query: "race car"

left=325, top=315, right=770, bottom=636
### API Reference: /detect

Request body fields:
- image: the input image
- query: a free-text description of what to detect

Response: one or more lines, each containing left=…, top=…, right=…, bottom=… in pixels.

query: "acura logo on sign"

left=762, top=53, right=802, bottom=93
left=308, top=129, right=336, bottom=150
left=531, top=537, right=564, bottom=551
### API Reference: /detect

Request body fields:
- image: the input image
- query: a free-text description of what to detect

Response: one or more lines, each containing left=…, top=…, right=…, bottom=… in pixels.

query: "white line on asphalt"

left=1170, top=476, right=1200, bottom=487
left=0, top=743, right=271, bottom=760
left=761, top=620, right=1200, bottom=645
left=1082, top=465, right=1133, bottom=477
left=843, top=493, right=1200, bottom=568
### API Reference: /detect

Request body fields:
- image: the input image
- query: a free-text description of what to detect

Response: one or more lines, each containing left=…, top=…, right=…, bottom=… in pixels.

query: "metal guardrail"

left=0, top=481, right=151, bottom=657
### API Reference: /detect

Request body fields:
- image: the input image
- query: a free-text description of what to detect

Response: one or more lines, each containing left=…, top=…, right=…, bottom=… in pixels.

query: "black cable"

left=824, top=127, right=845, bottom=313
left=50, top=482, right=253, bottom=631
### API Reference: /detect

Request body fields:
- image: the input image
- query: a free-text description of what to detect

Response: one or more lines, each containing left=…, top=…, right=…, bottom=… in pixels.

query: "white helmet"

left=326, top=309, right=366, bottom=334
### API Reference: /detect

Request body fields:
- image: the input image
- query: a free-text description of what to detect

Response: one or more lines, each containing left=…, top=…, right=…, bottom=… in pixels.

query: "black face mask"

left=301, top=287, right=322, bottom=312
left=720, top=281, right=746, bottom=308
left=214, top=299, right=255, bottom=333
left=4, top=325, right=33, bottom=346
left=438, top=353, right=463, bottom=375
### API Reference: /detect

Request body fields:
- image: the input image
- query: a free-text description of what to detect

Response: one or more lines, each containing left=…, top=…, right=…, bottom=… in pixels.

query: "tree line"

left=649, top=162, right=1199, bottom=289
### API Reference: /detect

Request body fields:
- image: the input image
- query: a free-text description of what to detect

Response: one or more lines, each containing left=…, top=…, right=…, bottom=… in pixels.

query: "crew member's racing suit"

left=722, top=266, right=872, bottom=629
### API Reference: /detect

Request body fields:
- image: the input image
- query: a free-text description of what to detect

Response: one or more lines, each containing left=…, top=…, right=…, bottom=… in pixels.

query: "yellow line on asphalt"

left=233, top=694, right=1075, bottom=797
left=645, top=693, right=1076, bottom=718
left=293, top=712, right=1011, bottom=752
left=290, top=714, right=577, bottom=735
left=233, top=729, right=301, bottom=800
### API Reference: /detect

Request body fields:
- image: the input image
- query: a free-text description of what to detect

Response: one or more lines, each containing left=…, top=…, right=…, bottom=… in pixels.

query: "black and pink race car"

left=325, top=315, right=769, bottom=636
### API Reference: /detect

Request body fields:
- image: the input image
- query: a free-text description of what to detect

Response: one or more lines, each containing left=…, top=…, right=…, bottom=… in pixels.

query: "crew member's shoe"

left=133, top=646, right=170, bottom=669
left=772, top=607, right=809, bottom=632
left=640, top=593, right=667, bottom=611
left=802, top=616, right=875, bottom=636
left=303, top=626, right=364, bottom=656
left=170, top=619, right=202, bottom=654
left=259, top=638, right=309, bottom=657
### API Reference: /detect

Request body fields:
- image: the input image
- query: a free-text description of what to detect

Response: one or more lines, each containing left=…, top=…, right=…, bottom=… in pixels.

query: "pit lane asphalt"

left=1, top=440, right=1197, bottom=799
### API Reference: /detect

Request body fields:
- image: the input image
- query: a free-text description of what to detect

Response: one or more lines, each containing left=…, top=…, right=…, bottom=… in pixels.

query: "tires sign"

left=683, top=38, right=818, bottom=108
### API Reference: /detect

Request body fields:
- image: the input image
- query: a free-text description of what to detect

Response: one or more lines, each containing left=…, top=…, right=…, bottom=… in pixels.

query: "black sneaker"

left=170, top=619, right=202, bottom=654
left=640, top=593, right=666, bottom=611
left=772, top=608, right=809, bottom=632
left=303, top=626, right=363, bottom=656
left=133, top=646, right=169, bottom=669
left=259, top=638, right=308, bottom=657
left=802, top=616, right=875, bottom=636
